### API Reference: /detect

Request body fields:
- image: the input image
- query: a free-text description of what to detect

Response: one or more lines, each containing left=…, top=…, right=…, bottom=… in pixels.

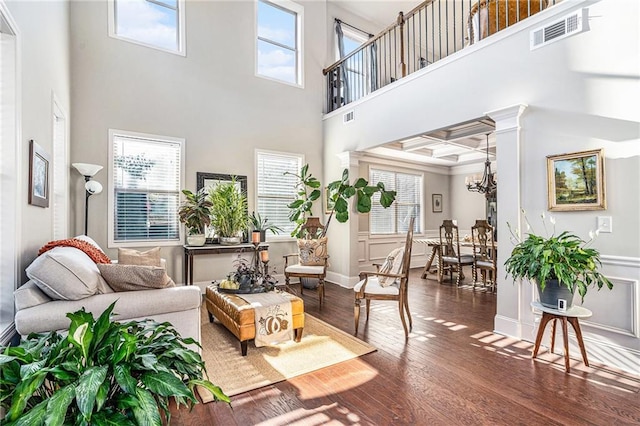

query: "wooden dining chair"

left=283, top=217, right=328, bottom=307
left=471, top=219, right=497, bottom=291
left=438, top=220, right=474, bottom=286
left=354, top=217, right=414, bottom=339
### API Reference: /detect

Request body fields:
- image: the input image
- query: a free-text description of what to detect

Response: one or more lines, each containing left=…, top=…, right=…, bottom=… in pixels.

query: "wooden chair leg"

left=399, top=298, right=409, bottom=339
left=365, top=298, right=371, bottom=321
left=403, top=292, right=412, bottom=331
left=354, top=297, right=361, bottom=336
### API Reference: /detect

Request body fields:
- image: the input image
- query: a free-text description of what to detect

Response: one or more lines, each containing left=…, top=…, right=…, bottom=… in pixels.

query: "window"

left=52, top=98, right=68, bottom=240
left=108, top=129, right=184, bottom=247
left=255, top=150, right=303, bottom=237
left=256, top=0, right=303, bottom=86
left=370, top=168, right=422, bottom=235
left=108, top=0, right=185, bottom=55
left=336, top=24, right=368, bottom=103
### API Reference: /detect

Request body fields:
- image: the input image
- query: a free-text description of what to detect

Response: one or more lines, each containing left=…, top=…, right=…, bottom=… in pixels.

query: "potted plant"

left=209, top=177, right=249, bottom=245
left=504, top=211, right=613, bottom=308
left=0, top=302, right=229, bottom=425
left=286, top=164, right=397, bottom=237
left=178, top=188, right=212, bottom=246
left=249, top=211, right=283, bottom=242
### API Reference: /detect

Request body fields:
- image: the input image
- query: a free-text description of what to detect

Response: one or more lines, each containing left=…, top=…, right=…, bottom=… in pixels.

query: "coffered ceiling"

left=364, top=118, right=497, bottom=167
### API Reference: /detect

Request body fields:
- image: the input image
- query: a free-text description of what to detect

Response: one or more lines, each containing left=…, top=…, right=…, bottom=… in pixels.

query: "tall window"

left=336, top=22, right=368, bottom=103
left=108, top=0, right=185, bottom=55
left=108, top=129, right=184, bottom=247
left=370, top=168, right=422, bottom=235
left=256, top=0, right=303, bottom=86
left=52, top=98, right=68, bottom=240
left=256, top=150, right=303, bottom=236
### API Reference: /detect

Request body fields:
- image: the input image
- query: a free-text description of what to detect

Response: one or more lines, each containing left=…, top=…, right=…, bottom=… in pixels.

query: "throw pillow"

left=297, top=237, right=328, bottom=266
left=378, top=247, right=404, bottom=287
left=97, top=264, right=175, bottom=292
left=26, top=246, right=111, bottom=300
left=118, top=247, right=161, bottom=267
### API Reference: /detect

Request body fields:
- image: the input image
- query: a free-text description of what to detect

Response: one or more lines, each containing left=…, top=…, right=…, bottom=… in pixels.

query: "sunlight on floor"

left=469, top=330, right=640, bottom=394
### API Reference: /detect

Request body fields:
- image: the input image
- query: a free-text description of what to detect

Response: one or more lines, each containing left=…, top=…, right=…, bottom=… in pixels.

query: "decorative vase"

left=220, top=236, right=241, bottom=245
left=537, top=279, right=574, bottom=309
left=186, top=234, right=206, bottom=246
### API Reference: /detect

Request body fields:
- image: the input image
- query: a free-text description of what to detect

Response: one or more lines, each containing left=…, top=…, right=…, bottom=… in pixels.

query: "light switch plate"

left=597, top=216, right=612, bottom=233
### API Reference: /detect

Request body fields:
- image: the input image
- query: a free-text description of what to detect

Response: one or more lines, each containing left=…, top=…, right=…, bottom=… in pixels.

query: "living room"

left=1, top=0, right=639, bottom=424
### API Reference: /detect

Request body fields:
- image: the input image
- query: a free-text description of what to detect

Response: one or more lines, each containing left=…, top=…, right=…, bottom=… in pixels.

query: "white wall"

left=5, top=0, right=71, bottom=281
left=323, top=0, right=640, bottom=373
left=69, top=0, right=328, bottom=285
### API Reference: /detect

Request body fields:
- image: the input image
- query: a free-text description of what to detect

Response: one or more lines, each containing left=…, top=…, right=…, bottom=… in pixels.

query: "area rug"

left=197, top=308, right=376, bottom=400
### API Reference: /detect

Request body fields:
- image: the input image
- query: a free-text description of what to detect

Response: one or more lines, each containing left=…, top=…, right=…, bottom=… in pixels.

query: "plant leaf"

left=6, top=371, right=47, bottom=421
left=114, top=364, right=137, bottom=395
left=76, top=366, right=108, bottom=419
left=190, top=379, right=231, bottom=404
left=9, top=398, right=48, bottom=426
left=44, top=384, right=76, bottom=426
left=141, top=371, right=193, bottom=401
left=132, top=388, right=162, bottom=426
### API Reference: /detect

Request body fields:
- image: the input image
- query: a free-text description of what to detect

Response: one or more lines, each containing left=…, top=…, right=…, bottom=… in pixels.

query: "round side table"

left=531, top=301, right=592, bottom=372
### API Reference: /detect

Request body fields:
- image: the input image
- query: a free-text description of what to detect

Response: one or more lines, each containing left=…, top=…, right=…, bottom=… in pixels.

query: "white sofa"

left=14, top=237, right=202, bottom=346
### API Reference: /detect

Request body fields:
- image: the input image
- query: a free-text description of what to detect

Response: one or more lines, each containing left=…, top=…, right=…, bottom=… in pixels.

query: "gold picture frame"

left=546, top=149, right=606, bottom=211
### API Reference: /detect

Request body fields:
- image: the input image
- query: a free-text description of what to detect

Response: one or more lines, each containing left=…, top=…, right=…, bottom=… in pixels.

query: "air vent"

left=343, top=110, right=355, bottom=123
left=530, top=9, right=584, bottom=50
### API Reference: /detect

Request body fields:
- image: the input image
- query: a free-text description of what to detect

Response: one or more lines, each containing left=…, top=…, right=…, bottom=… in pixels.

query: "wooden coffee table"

left=205, top=286, right=305, bottom=356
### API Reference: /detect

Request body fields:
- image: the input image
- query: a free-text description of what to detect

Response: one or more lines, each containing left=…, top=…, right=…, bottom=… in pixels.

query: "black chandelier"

left=466, top=133, right=497, bottom=198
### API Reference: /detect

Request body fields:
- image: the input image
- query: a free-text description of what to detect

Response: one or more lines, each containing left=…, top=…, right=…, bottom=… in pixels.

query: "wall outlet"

left=597, top=216, right=613, bottom=233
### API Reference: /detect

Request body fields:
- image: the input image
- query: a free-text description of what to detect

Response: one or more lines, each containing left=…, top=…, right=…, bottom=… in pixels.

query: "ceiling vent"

left=530, top=9, right=585, bottom=50
left=343, top=110, right=354, bottom=124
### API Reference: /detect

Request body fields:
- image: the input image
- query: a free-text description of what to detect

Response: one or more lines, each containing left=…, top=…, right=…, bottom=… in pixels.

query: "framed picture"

left=547, top=149, right=606, bottom=211
left=29, top=140, right=50, bottom=208
left=432, top=194, right=443, bottom=213
left=196, top=172, right=249, bottom=243
left=324, top=186, right=335, bottom=214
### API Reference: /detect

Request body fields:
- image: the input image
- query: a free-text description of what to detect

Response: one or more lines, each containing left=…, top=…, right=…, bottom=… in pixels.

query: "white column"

left=486, top=104, right=528, bottom=338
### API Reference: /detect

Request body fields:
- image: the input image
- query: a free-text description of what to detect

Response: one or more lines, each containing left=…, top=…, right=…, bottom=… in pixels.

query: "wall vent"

left=343, top=110, right=354, bottom=123
left=530, top=9, right=585, bottom=50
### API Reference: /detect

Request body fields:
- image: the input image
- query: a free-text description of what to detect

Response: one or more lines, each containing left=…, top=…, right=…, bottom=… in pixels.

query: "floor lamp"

left=72, top=163, right=103, bottom=236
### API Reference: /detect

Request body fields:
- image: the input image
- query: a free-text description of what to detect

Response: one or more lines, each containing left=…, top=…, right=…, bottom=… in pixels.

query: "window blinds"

left=112, top=134, right=181, bottom=242
left=256, top=151, right=302, bottom=236
left=370, top=168, right=421, bottom=234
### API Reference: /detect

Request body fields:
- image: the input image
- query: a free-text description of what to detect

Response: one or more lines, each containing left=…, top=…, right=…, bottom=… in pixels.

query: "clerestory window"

left=256, top=0, right=303, bottom=86
left=108, top=0, right=185, bottom=55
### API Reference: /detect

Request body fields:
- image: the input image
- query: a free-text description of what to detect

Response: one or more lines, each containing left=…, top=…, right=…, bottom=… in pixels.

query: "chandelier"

left=466, top=133, right=497, bottom=198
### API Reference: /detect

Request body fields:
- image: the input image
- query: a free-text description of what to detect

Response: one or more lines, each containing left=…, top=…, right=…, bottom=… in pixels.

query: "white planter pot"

left=186, top=234, right=206, bottom=246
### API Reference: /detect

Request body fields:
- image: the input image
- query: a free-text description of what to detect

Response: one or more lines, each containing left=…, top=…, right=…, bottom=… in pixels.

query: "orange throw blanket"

left=39, top=238, right=111, bottom=264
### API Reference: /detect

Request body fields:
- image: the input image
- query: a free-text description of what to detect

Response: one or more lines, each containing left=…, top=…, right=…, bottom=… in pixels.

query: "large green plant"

left=0, top=302, right=229, bottom=425
left=178, top=188, right=213, bottom=235
left=286, top=165, right=396, bottom=237
left=504, top=212, right=613, bottom=301
left=209, top=177, right=249, bottom=238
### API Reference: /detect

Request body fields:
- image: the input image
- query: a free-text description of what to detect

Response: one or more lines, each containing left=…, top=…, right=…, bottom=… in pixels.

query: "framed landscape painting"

left=547, top=149, right=606, bottom=211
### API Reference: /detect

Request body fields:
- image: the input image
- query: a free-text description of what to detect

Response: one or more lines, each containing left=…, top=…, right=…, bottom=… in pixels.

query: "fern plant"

left=0, top=302, right=229, bottom=425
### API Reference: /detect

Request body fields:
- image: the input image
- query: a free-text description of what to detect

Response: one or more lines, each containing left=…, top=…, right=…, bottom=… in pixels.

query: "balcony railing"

left=324, top=0, right=559, bottom=113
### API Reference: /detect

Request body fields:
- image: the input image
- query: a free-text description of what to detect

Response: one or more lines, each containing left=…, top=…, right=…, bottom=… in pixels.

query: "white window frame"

left=255, top=149, right=304, bottom=241
left=107, top=0, right=186, bottom=56
left=51, top=93, right=69, bottom=240
left=108, top=129, right=185, bottom=248
left=255, top=0, right=304, bottom=88
left=0, top=1, right=21, bottom=343
left=369, top=167, right=423, bottom=236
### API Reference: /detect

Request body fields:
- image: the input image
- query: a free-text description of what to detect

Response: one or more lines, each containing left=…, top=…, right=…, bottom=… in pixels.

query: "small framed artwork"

left=29, top=140, right=50, bottom=208
left=324, top=186, right=335, bottom=214
left=547, top=149, right=606, bottom=211
left=432, top=194, right=443, bottom=213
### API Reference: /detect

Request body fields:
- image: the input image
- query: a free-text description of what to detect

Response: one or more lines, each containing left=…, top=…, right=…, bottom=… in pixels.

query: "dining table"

left=413, top=238, right=497, bottom=279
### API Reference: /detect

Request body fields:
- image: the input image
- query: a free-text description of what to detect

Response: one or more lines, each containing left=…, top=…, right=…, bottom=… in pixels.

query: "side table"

left=531, top=301, right=592, bottom=372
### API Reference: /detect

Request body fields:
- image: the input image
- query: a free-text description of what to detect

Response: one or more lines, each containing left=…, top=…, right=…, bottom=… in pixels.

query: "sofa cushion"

left=97, top=264, right=175, bottom=292
left=26, top=246, right=111, bottom=300
left=118, top=247, right=161, bottom=267
left=378, top=247, right=404, bottom=287
left=14, top=281, right=52, bottom=310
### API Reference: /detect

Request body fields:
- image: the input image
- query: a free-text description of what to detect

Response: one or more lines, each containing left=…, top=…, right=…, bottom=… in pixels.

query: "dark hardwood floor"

left=172, top=268, right=640, bottom=425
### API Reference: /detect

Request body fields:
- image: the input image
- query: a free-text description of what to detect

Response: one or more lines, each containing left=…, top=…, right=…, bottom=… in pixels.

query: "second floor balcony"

left=324, top=0, right=566, bottom=113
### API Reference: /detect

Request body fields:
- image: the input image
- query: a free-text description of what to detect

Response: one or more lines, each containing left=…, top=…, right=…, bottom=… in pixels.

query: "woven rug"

left=198, top=307, right=376, bottom=400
